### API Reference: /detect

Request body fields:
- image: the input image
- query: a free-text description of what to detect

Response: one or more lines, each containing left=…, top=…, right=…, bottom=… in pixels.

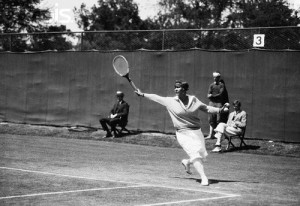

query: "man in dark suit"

left=100, top=91, right=129, bottom=138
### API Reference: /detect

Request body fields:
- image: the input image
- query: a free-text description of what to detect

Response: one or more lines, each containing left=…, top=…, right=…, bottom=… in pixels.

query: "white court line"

left=0, top=166, right=138, bottom=185
left=0, top=167, right=238, bottom=196
left=0, top=166, right=241, bottom=203
left=144, top=184, right=240, bottom=196
left=137, top=194, right=240, bottom=206
left=0, top=185, right=145, bottom=200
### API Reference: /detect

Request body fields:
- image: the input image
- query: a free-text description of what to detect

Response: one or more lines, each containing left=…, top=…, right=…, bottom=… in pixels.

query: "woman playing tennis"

left=135, top=80, right=227, bottom=186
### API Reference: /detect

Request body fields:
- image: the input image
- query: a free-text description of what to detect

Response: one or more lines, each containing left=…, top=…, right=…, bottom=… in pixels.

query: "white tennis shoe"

left=181, top=159, right=192, bottom=175
left=212, top=145, right=222, bottom=152
left=201, top=176, right=209, bottom=186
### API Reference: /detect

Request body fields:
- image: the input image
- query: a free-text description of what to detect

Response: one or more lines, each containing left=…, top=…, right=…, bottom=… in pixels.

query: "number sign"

left=253, top=34, right=265, bottom=47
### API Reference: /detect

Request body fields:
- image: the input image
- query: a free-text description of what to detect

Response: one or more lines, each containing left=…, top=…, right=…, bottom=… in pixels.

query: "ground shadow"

left=206, top=179, right=259, bottom=184
left=223, top=145, right=261, bottom=153
left=115, top=130, right=142, bottom=137
left=172, top=176, right=259, bottom=184
left=68, top=126, right=98, bottom=132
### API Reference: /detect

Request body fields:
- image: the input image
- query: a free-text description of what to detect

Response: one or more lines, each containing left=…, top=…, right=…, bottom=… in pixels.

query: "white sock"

left=192, top=159, right=207, bottom=181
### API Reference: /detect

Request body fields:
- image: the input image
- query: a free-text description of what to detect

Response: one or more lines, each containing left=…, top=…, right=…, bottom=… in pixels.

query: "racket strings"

left=113, top=57, right=129, bottom=76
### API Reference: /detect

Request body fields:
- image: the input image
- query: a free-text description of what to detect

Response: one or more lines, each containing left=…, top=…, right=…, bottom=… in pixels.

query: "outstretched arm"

left=199, top=103, right=228, bottom=114
left=135, top=89, right=167, bottom=107
left=199, top=104, right=220, bottom=113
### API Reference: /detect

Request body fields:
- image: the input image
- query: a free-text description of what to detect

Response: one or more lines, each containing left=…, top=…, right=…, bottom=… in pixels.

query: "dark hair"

left=175, top=80, right=189, bottom=91
left=233, top=100, right=241, bottom=107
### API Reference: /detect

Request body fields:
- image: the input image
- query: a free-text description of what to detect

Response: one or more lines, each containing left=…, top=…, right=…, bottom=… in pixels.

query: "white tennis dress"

left=144, top=94, right=220, bottom=162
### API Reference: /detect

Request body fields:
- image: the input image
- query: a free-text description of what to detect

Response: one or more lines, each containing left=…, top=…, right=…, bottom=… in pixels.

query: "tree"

left=224, top=0, right=300, bottom=49
left=155, top=0, right=233, bottom=29
left=30, top=25, right=73, bottom=51
left=154, top=0, right=234, bottom=50
left=155, top=0, right=300, bottom=50
left=74, top=0, right=151, bottom=31
left=74, top=0, right=157, bottom=50
left=226, top=0, right=300, bottom=28
left=0, top=0, right=74, bottom=52
left=0, top=0, right=51, bottom=33
left=6, top=24, right=74, bottom=52
left=155, top=0, right=299, bottom=28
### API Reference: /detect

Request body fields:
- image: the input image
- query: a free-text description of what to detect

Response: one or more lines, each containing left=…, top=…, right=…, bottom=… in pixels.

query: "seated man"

left=212, top=100, right=247, bottom=152
left=99, top=91, right=129, bottom=138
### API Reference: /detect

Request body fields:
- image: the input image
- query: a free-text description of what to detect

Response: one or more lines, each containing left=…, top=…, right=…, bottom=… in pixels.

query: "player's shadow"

left=198, top=179, right=238, bottom=185
left=207, top=178, right=259, bottom=184
left=173, top=176, right=259, bottom=184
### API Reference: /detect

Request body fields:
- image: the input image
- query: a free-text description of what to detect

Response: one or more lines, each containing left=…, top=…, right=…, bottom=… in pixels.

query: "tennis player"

left=135, top=80, right=227, bottom=186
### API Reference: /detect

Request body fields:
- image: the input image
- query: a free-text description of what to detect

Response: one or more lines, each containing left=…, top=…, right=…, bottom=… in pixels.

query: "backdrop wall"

left=0, top=50, right=299, bottom=142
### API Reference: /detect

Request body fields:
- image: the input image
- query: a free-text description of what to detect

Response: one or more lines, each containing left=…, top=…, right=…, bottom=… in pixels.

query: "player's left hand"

left=135, top=89, right=144, bottom=97
left=220, top=105, right=229, bottom=113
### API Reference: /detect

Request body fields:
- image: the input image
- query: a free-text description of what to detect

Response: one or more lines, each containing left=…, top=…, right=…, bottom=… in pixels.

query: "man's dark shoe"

left=102, top=133, right=112, bottom=138
left=110, top=132, right=119, bottom=139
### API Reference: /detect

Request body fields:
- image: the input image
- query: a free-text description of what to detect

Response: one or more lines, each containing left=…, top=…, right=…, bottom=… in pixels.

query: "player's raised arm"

left=135, top=89, right=168, bottom=107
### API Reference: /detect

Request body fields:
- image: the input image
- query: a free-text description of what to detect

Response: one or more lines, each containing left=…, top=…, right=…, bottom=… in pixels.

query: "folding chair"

left=115, top=121, right=130, bottom=136
left=225, top=127, right=247, bottom=150
left=114, top=107, right=130, bottom=136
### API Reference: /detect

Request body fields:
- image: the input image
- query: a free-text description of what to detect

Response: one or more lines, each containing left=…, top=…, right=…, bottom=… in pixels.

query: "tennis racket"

left=112, top=55, right=138, bottom=91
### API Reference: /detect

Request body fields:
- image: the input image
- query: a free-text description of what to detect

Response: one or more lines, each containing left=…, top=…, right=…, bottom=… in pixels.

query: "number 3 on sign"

left=253, top=34, right=265, bottom=47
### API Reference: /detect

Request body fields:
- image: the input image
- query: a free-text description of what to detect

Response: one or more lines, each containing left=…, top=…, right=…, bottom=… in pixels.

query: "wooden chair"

left=115, top=121, right=130, bottom=136
left=114, top=106, right=130, bottom=136
left=225, top=127, right=247, bottom=150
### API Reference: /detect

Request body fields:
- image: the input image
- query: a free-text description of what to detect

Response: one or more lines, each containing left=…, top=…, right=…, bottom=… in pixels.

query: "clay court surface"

left=1, top=133, right=299, bottom=205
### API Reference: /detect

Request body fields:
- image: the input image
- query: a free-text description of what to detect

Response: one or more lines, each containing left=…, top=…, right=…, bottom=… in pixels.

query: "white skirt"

left=176, top=129, right=208, bottom=162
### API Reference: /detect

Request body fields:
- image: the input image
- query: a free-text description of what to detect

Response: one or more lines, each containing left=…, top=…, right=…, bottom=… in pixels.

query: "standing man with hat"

left=206, top=71, right=229, bottom=139
left=99, top=91, right=129, bottom=138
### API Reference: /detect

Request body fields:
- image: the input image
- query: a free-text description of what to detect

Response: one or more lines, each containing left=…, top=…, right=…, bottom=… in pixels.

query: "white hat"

left=116, top=91, right=124, bottom=96
left=213, top=72, right=221, bottom=77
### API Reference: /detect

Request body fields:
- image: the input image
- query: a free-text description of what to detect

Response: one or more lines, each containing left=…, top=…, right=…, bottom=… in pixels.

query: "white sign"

left=253, top=34, right=265, bottom=47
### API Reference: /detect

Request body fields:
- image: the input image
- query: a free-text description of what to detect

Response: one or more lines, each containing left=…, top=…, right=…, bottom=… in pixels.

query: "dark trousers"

left=99, top=117, right=122, bottom=134
left=208, top=101, right=223, bottom=129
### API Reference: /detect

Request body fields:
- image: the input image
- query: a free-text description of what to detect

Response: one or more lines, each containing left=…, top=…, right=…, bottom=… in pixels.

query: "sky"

left=42, top=0, right=300, bottom=31
left=41, top=0, right=160, bottom=31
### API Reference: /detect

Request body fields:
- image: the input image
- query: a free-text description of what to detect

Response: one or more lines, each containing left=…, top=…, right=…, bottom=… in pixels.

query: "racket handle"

left=129, top=80, right=138, bottom=91
left=124, top=75, right=138, bottom=91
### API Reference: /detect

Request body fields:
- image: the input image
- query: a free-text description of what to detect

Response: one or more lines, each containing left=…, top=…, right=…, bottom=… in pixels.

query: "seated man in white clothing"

left=212, top=100, right=247, bottom=152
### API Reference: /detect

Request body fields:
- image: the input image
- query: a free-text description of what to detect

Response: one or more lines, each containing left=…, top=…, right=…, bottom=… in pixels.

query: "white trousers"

left=214, top=123, right=242, bottom=136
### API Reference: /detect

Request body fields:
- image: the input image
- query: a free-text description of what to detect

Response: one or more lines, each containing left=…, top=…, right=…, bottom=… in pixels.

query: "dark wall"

left=0, top=50, right=299, bottom=142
